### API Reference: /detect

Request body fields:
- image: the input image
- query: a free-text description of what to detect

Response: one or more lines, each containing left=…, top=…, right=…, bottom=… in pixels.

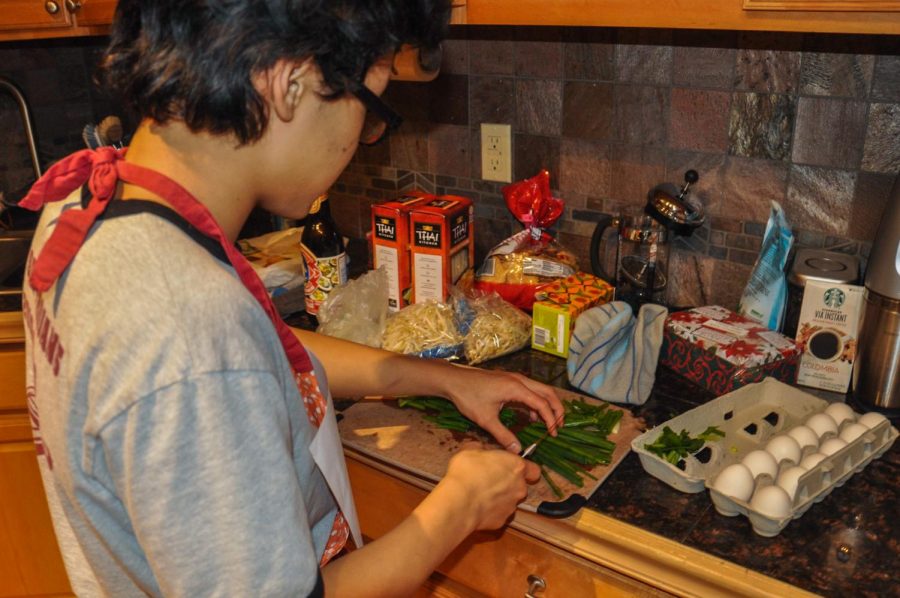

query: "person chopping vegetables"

left=19, top=1, right=564, bottom=596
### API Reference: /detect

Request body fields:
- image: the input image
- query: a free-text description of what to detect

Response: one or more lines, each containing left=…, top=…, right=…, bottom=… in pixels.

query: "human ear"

left=257, top=59, right=316, bottom=123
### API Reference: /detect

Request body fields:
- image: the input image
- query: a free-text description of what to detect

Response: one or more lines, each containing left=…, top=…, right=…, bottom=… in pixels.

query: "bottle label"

left=304, top=252, right=348, bottom=315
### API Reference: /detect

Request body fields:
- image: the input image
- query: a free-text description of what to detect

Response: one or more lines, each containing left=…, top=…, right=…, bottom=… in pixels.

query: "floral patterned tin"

left=660, top=305, right=801, bottom=396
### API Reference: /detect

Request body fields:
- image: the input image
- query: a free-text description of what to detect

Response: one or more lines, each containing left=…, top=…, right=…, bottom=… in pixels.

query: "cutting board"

left=338, top=388, right=645, bottom=518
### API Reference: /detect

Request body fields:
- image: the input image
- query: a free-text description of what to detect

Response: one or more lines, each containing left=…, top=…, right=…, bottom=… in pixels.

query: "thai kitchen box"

left=409, top=195, right=474, bottom=304
left=371, top=190, right=435, bottom=312
left=659, top=305, right=801, bottom=396
left=531, top=272, right=614, bottom=357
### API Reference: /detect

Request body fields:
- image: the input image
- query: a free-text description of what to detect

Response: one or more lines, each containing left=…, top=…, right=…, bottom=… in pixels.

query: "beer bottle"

left=301, top=194, right=348, bottom=316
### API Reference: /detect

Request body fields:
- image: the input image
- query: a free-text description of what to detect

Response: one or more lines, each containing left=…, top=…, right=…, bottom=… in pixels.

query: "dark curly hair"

left=98, top=0, right=451, bottom=145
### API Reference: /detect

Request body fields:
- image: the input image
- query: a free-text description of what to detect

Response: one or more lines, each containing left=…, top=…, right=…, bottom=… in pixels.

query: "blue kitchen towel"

left=567, top=301, right=668, bottom=405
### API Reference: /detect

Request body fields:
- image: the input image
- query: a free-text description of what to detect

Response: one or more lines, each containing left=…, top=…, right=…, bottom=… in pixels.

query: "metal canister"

left=853, top=292, right=900, bottom=409
left=783, top=249, right=860, bottom=339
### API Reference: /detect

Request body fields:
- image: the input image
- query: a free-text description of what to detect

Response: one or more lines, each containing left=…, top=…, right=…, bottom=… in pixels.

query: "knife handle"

left=536, top=494, right=587, bottom=518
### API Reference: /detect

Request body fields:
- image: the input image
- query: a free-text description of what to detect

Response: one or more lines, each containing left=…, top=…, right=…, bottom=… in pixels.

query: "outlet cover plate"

left=480, top=123, right=512, bottom=183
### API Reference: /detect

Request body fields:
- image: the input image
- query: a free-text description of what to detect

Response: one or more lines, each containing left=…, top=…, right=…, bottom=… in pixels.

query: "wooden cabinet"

left=345, top=448, right=813, bottom=598
left=742, top=0, right=900, bottom=10
left=346, top=455, right=668, bottom=597
left=0, top=313, right=72, bottom=598
left=71, top=0, right=116, bottom=27
left=0, top=0, right=114, bottom=41
left=0, top=0, right=73, bottom=31
left=1, top=0, right=897, bottom=41
left=464, top=0, right=900, bottom=34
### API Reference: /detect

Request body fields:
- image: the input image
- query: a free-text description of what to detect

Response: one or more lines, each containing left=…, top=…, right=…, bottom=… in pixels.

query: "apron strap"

left=23, top=149, right=349, bottom=560
left=115, top=162, right=315, bottom=373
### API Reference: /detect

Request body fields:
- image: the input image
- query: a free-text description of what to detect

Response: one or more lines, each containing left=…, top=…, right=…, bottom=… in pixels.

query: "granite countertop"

left=481, top=349, right=899, bottom=598
left=287, top=241, right=898, bottom=596
left=288, top=302, right=897, bottom=597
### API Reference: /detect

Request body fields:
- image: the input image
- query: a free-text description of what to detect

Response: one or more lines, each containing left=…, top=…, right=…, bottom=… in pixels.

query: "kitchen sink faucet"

left=0, top=76, right=42, bottom=205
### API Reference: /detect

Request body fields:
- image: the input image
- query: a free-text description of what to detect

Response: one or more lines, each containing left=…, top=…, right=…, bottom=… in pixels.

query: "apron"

left=20, top=147, right=360, bottom=566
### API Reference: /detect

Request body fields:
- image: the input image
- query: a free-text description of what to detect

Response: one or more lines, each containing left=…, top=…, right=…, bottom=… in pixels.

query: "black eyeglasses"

left=348, top=83, right=403, bottom=146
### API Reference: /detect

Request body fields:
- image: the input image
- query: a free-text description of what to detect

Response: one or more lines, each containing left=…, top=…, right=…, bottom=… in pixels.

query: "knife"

left=520, top=415, right=565, bottom=458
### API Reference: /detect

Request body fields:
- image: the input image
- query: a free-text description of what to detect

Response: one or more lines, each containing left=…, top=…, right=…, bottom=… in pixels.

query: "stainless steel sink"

left=0, top=230, right=32, bottom=311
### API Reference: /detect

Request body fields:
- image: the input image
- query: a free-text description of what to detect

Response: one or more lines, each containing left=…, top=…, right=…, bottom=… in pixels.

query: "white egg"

left=805, top=413, right=838, bottom=439
left=787, top=425, right=819, bottom=452
left=839, top=422, right=869, bottom=444
left=799, top=452, right=827, bottom=470
left=824, top=402, right=856, bottom=428
left=741, top=449, right=779, bottom=480
left=776, top=465, right=807, bottom=500
left=712, top=463, right=756, bottom=502
left=750, top=484, right=793, bottom=519
left=765, top=435, right=802, bottom=465
left=819, top=437, right=848, bottom=456
left=858, top=411, right=888, bottom=430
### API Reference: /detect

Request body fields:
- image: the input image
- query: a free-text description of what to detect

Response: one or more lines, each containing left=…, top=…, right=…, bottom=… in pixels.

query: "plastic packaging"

left=238, top=227, right=306, bottom=293
left=380, top=287, right=531, bottom=363
left=381, top=300, right=464, bottom=359
left=738, top=201, right=794, bottom=331
left=316, top=267, right=388, bottom=348
left=462, top=292, right=532, bottom=365
left=631, top=379, right=897, bottom=536
left=475, top=170, right=577, bottom=310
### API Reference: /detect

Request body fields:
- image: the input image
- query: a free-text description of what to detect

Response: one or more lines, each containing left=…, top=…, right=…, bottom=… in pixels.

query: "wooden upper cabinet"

left=464, top=0, right=900, bottom=34
left=0, top=0, right=73, bottom=30
left=71, top=0, right=116, bottom=26
left=0, top=0, right=113, bottom=40
left=2, top=0, right=898, bottom=39
left=743, top=0, right=900, bottom=10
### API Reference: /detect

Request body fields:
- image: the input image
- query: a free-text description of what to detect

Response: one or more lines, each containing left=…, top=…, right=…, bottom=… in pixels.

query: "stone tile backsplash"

left=1, top=27, right=897, bottom=309
left=331, top=27, right=899, bottom=308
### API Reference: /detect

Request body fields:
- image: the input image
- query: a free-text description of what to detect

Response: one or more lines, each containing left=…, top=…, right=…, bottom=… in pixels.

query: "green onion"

left=398, top=395, right=621, bottom=494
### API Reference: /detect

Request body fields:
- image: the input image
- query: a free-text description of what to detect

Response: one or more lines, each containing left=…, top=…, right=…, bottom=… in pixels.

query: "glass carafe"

left=591, top=213, right=670, bottom=309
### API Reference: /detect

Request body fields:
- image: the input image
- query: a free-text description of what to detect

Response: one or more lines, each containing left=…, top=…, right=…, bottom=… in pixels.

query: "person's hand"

left=440, top=446, right=540, bottom=531
left=444, top=367, right=564, bottom=454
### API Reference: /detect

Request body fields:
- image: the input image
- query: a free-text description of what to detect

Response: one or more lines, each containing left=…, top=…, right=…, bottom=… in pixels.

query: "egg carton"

left=631, top=378, right=898, bottom=536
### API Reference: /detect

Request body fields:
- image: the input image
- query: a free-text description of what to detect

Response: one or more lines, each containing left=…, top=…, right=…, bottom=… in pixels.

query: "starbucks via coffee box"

left=794, top=280, right=865, bottom=393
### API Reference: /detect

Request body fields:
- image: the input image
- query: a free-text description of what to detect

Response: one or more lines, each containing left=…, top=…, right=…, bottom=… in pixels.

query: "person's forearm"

left=293, top=328, right=463, bottom=398
left=321, top=477, right=476, bottom=596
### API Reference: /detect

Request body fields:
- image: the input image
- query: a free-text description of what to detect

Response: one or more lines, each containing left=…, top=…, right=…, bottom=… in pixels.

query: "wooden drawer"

left=346, top=456, right=668, bottom=597
left=0, top=345, right=26, bottom=412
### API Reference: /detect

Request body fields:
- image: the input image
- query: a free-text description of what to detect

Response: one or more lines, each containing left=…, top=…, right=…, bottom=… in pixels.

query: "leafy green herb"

left=397, top=395, right=621, bottom=495
left=643, top=425, right=725, bottom=465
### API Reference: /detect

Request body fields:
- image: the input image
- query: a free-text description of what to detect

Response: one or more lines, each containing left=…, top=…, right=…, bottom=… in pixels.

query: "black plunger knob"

left=678, top=170, right=699, bottom=200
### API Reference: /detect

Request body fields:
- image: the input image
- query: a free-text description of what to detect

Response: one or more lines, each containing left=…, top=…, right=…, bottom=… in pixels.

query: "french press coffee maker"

left=590, top=170, right=705, bottom=309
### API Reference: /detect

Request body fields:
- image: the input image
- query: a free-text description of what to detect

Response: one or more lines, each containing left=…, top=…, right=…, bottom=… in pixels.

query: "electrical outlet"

left=480, top=123, right=512, bottom=183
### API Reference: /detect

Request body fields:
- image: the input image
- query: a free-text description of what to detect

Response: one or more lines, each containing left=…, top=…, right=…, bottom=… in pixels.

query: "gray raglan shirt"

left=23, top=193, right=335, bottom=596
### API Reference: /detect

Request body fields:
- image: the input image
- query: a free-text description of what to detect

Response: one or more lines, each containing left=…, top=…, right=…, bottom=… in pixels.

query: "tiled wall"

left=331, top=27, right=900, bottom=308
left=2, top=29, right=897, bottom=308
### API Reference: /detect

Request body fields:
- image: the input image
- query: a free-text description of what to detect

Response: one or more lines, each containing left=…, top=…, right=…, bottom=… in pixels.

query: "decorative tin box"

left=659, top=305, right=801, bottom=396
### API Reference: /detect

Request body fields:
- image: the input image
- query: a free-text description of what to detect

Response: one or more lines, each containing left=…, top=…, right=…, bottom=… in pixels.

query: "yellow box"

left=531, top=272, right=614, bottom=357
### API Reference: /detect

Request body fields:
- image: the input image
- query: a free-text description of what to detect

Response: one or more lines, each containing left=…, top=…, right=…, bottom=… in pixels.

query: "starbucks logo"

left=823, top=287, right=845, bottom=308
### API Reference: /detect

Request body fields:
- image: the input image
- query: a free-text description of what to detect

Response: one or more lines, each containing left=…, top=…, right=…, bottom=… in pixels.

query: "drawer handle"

left=65, top=0, right=82, bottom=12
left=45, top=0, right=60, bottom=14
left=525, top=574, right=546, bottom=597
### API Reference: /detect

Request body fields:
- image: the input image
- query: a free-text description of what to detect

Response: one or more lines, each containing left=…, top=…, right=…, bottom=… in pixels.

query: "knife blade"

left=520, top=415, right=564, bottom=458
